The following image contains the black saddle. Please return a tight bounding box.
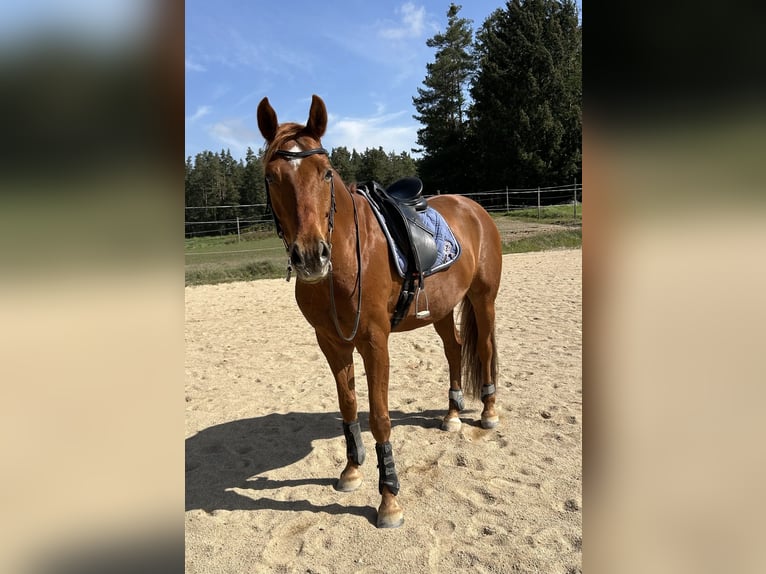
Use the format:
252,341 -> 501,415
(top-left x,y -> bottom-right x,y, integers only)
358,177 -> 438,326
361,178 -> 438,275
384,177 -> 429,211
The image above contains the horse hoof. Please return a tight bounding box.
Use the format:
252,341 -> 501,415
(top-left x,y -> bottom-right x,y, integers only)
335,475 -> 363,492
481,415 -> 499,429
441,416 -> 462,432
376,508 -> 404,529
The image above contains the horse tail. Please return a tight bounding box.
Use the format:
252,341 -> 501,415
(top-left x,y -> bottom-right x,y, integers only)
459,296 -> 497,402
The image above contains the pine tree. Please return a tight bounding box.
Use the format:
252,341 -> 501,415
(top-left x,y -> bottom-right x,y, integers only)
185,156 -> 203,236
330,146 -> 355,184
388,151 -> 418,183
240,146 -> 266,221
218,149 -> 240,204
412,3 -> 475,193
357,147 -> 392,186
470,0 -> 581,189
350,149 -> 363,182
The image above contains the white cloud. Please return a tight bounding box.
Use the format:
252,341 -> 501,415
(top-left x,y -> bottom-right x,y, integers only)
186,105 -> 211,124
225,28 -> 312,76
379,2 -> 426,40
208,118 -> 262,157
185,57 -> 206,72
325,111 -> 419,155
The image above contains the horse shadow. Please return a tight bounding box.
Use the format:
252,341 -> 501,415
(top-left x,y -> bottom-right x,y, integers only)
185,409 -> 446,522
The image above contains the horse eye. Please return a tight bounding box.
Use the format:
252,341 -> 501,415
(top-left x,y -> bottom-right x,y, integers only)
323,169 -> 333,181
265,174 -> 275,184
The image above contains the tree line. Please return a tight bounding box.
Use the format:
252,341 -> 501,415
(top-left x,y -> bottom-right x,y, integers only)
185,146 -> 418,236
185,0 -> 581,237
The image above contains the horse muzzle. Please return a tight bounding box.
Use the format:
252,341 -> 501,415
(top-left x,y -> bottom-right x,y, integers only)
289,240 -> 331,283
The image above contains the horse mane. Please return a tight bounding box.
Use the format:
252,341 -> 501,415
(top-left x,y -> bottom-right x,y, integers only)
262,122 -> 316,164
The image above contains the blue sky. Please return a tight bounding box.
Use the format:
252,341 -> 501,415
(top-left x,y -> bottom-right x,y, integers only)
186,1 -> 581,162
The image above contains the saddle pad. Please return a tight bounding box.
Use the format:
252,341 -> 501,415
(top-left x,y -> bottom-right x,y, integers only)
362,194 -> 462,278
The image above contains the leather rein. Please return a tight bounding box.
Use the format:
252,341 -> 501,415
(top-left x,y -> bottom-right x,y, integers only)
266,147 -> 362,342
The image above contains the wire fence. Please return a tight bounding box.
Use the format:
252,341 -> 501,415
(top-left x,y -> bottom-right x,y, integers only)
185,182 -> 582,239
453,182 -> 581,215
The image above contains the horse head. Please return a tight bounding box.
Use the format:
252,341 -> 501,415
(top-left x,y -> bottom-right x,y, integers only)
257,95 -> 334,283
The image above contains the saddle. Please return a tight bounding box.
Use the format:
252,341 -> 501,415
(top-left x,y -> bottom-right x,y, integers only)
364,177 -> 439,274
357,177 -> 444,327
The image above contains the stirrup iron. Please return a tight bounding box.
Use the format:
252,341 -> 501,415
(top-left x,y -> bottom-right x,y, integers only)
415,283 -> 430,319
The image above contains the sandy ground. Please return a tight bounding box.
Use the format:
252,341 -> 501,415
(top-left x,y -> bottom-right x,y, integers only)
185,249 -> 581,574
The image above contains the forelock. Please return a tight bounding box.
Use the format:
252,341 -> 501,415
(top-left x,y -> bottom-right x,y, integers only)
263,122 -> 318,164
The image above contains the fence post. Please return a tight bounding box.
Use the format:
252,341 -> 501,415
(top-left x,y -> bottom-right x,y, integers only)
537,187 -> 541,219
573,178 -> 577,220
505,186 -> 509,213
236,216 -> 241,242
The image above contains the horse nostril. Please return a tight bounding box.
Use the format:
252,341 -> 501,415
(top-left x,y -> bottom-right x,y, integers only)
289,244 -> 303,267
319,241 -> 331,263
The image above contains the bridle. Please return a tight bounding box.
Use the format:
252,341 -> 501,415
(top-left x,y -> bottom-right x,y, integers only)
267,147 -> 330,242
265,146 -> 362,342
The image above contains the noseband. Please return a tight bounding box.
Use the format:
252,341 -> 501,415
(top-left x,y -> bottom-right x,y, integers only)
265,146 -> 362,342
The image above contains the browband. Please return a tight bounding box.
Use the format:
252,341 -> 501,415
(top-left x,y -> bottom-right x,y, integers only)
274,147 -> 329,160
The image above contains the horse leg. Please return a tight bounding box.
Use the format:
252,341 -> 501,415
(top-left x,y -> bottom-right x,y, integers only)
471,295 -> 500,429
316,332 -> 364,492
433,311 -> 464,432
356,329 -> 404,529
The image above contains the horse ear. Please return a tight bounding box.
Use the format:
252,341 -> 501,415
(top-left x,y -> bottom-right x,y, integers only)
257,97 -> 278,142
306,94 -> 327,139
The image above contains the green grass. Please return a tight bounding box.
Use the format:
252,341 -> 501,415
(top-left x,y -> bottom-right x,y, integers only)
501,228 -> 581,254
185,260 -> 284,285
185,207 -> 582,285
501,202 -> 582,223
185,233 -> 288,285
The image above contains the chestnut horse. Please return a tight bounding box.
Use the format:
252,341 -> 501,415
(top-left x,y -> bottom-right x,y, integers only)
256,95 -> 502,528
